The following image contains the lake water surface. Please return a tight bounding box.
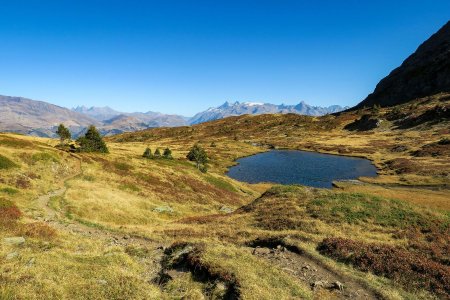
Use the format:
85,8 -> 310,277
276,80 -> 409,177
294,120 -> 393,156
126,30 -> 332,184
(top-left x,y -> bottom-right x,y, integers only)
227,150 -> 377,188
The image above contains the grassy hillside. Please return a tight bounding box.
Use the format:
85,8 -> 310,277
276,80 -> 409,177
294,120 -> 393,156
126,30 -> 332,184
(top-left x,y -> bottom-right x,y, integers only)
1,93 -> 449,299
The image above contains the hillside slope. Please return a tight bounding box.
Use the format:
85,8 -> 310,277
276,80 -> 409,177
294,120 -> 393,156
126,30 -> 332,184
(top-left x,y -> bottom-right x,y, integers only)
0,95 -> 100,137
355,21 -> 450,108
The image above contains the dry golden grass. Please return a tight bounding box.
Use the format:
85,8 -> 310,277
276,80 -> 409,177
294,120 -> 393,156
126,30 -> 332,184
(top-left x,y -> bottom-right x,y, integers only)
0,94 -> 449,299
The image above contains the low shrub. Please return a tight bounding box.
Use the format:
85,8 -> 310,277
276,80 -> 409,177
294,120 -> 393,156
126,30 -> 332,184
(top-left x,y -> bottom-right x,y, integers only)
15,177 -> 31,189
412,140 -> 450,157
317,237 -> 450,297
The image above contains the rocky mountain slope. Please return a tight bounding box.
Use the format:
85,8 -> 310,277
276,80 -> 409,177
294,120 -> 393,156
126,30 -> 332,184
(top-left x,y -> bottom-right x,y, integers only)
355,21 -> 450,108
189,101 -> 348,124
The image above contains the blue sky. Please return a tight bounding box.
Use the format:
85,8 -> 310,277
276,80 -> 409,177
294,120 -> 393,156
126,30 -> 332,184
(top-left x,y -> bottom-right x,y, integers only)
0,1 -> 449,116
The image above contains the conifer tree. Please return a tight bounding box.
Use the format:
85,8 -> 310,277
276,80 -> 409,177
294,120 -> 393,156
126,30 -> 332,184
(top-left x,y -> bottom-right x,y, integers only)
154,148 -> 161,158
143,147 -> 153,159
77,125 -> 109,153
163,148 -> 173,159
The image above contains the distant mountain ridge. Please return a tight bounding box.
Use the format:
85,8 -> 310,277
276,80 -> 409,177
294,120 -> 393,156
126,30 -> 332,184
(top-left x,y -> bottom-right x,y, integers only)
0,95 -> 348,138
71,106 -> 188,135
72,106 -> 121,121
189,101 -> 348,124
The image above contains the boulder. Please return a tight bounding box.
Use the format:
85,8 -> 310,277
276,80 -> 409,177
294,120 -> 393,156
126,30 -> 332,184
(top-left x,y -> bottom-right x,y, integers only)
332,281 -> 344,291
3,237 -> 25,246
6,252 -> 19,260
311,280 -> 329,289
252,247 -> 271,255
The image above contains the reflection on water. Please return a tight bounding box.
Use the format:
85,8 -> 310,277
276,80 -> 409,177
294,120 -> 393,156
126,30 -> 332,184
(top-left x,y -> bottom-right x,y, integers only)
227,150 -> 378,188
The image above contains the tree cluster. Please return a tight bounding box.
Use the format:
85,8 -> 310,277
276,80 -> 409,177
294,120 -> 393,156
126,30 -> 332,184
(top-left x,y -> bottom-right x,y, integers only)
143,147 -> 173,160
56,124 -> 108,153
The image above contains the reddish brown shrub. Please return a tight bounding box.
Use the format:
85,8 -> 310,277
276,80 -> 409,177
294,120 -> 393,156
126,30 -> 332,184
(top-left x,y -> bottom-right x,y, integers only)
412,140 -> 450,157
20,222 -> 57,240
0,206 -> 22,222
0,199 -> 22,223
317,237 -> 450,297
385,158 -> 421,174
15,177 -> 31,189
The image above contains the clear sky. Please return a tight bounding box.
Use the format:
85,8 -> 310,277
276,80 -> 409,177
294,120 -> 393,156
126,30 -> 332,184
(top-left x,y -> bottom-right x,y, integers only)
0,1 -> 449,116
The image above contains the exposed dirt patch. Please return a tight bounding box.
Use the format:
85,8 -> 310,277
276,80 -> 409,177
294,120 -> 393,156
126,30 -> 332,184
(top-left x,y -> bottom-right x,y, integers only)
248,238 -> 380,299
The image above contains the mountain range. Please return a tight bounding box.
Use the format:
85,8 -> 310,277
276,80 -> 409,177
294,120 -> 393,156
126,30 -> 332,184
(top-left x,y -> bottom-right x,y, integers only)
189,101 -> 348,124
0,96 -> 347,137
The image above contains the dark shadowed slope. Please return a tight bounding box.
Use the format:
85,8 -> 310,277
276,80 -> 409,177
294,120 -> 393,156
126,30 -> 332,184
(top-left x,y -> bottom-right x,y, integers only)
355,21 -> 450,108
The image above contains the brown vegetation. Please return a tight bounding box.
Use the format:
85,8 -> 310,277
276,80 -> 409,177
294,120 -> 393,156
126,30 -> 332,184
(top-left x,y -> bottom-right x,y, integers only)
317,237 -> 450,297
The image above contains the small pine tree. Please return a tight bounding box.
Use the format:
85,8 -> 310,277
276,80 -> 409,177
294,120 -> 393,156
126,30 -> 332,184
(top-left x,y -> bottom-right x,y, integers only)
77,125 -> 109,153
186,144 -> 208,171
143,147 -> 153,159
163,148 -> 173,159
56,124 -> 71,145
154,148 -> 161,158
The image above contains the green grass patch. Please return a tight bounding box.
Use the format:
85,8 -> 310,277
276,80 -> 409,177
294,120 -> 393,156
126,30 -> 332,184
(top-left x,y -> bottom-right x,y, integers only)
204,175 -> 237,193
32,152 -> 59,163
0,154 -> 18,170
267,184 -> 306,195
49,195 -> 63,211
307,192 -> 441,229
0,187 -> 19,195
